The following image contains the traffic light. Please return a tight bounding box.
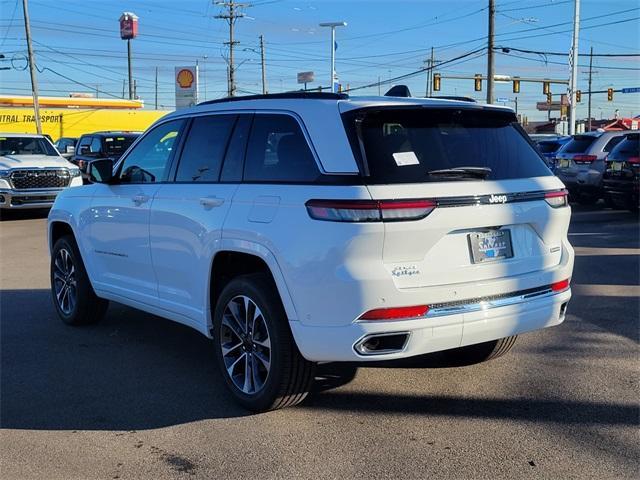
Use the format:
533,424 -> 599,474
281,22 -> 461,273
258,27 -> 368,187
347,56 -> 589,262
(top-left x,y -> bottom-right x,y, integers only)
433,73 -> 441,91
607,88 -> 614,101
474,74 -> 482,92
543,81 -> 550,95
546,92 -> 552,104
576,90 -> 581,103
512,78 -> 520,94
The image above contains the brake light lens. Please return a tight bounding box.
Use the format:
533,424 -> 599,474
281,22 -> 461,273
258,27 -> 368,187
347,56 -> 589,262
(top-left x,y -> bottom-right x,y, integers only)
551,278 -> 570,292
305,199 -> 436,222
573,154 -> 597,164
544,189 -> 568,208
627,156 -> 640,164
359,305 -> 429,321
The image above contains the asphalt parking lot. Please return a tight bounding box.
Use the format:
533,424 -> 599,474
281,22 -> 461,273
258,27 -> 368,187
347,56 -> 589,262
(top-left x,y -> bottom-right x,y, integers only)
1,206 -> 638,479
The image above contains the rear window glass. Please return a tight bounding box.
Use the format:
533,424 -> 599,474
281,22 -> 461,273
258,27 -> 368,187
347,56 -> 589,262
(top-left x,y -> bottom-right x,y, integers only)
559,135 -> 597,153
537,141 -> 561,153
0,136 -> 57,156
608,134 -> 639,161
343,108 -> 550,184
104,136 -> 138,156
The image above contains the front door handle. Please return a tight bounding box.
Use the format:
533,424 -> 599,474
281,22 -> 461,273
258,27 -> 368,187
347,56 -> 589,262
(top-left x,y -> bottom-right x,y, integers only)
132,194 -> 150,205
200,196 -> 225,209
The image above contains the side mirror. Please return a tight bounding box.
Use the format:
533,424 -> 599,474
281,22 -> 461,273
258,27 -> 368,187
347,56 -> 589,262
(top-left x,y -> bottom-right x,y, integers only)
88,159 -> 115,184
66,145 -> 75,154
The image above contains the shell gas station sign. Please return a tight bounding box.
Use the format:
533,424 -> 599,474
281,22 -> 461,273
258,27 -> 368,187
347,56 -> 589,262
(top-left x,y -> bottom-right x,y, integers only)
175,66 -> 199,109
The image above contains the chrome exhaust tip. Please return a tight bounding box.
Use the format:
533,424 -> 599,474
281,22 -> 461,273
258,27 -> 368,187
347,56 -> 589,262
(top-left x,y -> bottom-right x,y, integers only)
354,332 -> 410,356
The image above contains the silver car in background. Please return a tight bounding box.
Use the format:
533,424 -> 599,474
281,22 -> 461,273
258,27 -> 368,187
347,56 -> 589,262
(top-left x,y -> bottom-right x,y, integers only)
555,131 -> 628,204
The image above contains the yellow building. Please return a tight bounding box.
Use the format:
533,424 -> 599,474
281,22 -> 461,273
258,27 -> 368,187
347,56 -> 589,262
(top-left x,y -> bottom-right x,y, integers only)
0,95 -> 169,140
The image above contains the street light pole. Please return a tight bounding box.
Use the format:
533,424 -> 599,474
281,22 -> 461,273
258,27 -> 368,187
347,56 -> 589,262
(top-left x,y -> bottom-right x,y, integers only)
568,0 -> 580,135
22,0 -> 42,134
319,21 -> 346,93
486,0 -> 495,104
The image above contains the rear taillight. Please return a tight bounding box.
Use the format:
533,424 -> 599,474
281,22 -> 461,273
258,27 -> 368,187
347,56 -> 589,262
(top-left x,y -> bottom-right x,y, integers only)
627,156 -> 640,164
305,199 -> 436,222
544,189 -> 569,208
573,154 -> 597,165
551,278 -> 570,292
359,305 -> 429,321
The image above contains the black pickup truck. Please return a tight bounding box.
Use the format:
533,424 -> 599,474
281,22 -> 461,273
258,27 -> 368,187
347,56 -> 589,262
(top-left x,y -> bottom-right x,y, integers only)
71,131 -> 140,177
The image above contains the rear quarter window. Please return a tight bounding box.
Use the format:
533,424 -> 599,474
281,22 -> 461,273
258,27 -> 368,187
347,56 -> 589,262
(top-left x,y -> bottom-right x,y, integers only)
244,114 -> 320,183
342,107 -> 551,184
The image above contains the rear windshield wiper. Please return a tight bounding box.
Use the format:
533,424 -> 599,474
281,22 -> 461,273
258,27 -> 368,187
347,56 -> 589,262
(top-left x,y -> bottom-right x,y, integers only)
427,166 -> 492,180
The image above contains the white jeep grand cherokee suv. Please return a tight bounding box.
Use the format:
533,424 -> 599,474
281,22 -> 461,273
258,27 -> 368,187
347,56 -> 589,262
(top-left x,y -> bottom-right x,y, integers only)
48,92 -> 574,411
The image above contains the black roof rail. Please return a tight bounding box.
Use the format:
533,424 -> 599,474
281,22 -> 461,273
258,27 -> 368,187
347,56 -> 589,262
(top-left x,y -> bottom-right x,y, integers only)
199,91 -> 348,105
430,96 -> 477,103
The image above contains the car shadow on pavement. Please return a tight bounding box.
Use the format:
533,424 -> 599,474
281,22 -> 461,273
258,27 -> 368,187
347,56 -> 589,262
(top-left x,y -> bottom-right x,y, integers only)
2,285 -> 638,431
0,208 -> 50,221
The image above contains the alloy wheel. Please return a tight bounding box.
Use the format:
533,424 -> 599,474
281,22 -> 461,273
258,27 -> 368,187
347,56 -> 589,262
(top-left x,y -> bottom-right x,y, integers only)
220,295 -> 272,395
53,248 -> 77,315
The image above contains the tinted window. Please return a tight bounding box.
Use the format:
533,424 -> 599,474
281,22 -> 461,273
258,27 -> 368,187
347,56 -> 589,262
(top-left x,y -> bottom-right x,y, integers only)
609,134 -> 639,161
559,135 -> 598,153
537,141 -> 561,153
603,135 -> 624,153
77,136 -> 91,154
0,136 -> 57,156
119,120 -> 184,184
221,115 -> 252,182
104,135 -> 138,157
343,108 -> 551,184
90,137 -> 102,153
175,115 -> 235,182
244,114 -> 319,182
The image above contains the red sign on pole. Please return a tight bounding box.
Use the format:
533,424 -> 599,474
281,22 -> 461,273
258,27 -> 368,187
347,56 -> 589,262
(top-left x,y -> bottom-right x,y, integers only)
119,12 -> 139,40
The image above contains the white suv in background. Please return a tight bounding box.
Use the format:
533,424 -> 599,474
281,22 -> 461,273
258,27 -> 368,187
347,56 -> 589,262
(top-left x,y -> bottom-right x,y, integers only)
48,92 -> 574,411
1,133 -> 82,209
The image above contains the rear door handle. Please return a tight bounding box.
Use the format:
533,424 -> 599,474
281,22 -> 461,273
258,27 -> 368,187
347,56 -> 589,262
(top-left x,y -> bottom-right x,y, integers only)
200,196 -> 225,208
132,194 -> 150,205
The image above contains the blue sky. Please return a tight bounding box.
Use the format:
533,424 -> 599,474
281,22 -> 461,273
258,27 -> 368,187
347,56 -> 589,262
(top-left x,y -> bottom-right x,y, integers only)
1,0 -> 639,120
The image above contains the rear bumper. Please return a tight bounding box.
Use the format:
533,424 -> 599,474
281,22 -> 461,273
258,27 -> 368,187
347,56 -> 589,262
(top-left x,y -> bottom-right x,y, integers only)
291,288 -> 571,362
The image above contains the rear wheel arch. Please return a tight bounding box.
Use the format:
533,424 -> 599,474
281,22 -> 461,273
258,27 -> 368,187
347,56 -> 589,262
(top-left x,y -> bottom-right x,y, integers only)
209,249 -> 297,332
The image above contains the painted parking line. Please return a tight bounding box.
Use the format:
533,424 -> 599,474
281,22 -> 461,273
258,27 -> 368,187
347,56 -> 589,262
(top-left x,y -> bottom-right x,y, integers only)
573,284 -> 640,297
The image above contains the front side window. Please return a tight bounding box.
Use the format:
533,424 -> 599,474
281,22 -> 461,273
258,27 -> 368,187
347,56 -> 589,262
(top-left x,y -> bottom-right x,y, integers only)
119,120 -> 184,184
175,115 -> 236,182
244,114 -> 319,182
90,137 -> 102,154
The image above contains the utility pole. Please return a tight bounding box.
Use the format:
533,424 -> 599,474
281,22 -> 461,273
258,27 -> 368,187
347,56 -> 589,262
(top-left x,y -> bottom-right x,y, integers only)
587,46 -> 593,132
22,0 -> 42,134
425,47 -> 436,97
215,1 -> 247,97
122,79 -> 125,99
568,0 -> 580,135
155,67 -> 158,109
486,0 -> 495,104
259,34 -> 267,94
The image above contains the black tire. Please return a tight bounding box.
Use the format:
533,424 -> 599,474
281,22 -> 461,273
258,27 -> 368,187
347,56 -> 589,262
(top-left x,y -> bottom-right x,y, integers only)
50,235 -> 109,325
443,336 -> 517,366
213,273 -> 316,411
